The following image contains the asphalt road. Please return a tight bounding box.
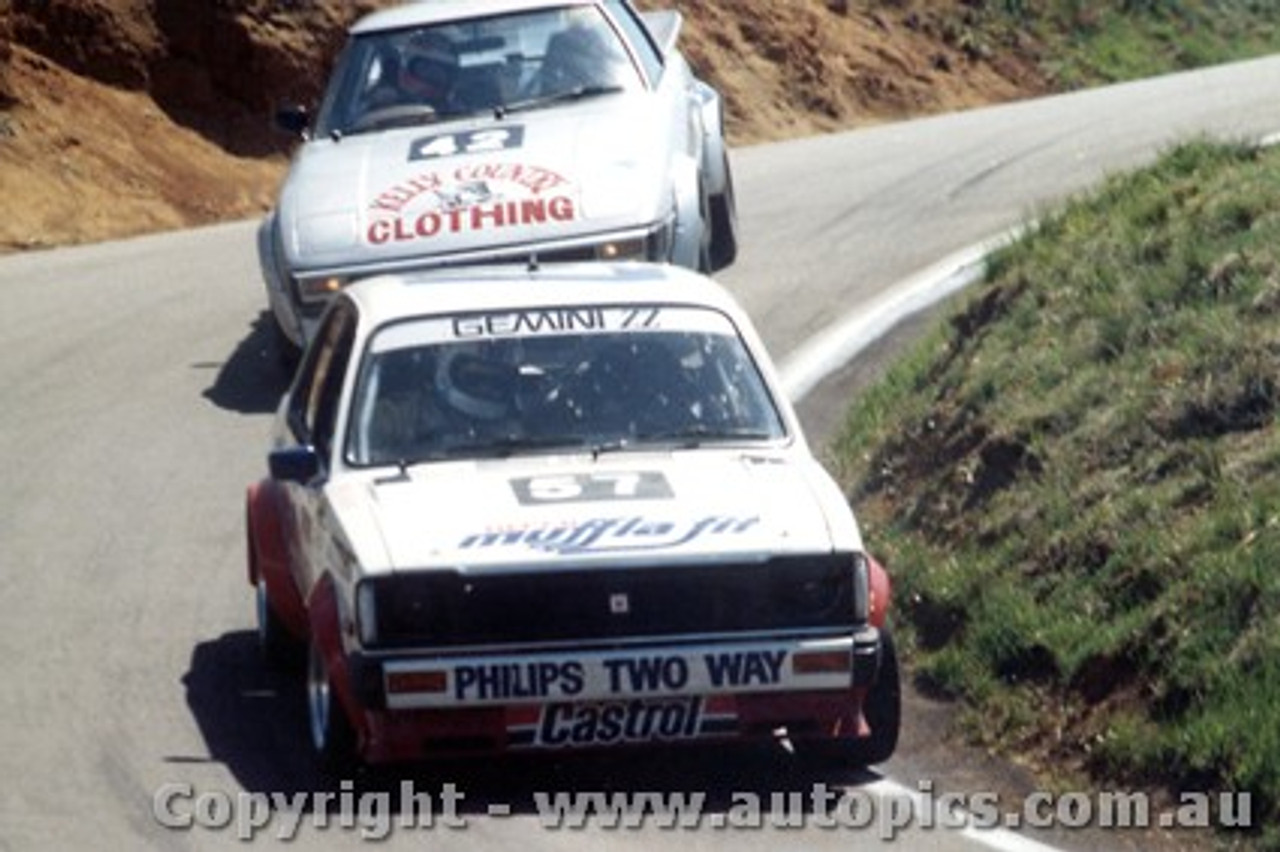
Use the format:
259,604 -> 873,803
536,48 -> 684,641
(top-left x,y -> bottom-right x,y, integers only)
5,54 -> 1280,851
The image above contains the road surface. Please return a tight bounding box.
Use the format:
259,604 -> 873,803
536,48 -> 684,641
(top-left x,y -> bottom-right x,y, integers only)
4,54 -> 1280,851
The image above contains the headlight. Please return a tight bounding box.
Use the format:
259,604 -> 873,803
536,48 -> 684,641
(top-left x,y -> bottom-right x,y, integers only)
295,274 -> 350,304
595,236 -> 648,261
355,580 -> 378,646
590,220 -> 672,263
852,552 -> 870,623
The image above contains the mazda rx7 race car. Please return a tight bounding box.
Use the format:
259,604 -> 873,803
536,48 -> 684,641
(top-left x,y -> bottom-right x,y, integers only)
258,0 -> 738,356
244,262 -> 897,769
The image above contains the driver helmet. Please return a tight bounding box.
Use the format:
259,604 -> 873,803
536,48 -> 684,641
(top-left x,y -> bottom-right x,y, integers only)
542,20 -> 623,91
435,347 -> 516,421
399,31 -> 459,103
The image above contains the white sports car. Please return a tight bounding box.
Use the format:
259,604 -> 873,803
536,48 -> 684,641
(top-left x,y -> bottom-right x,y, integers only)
257,0 -> 738,356
244,261 -> 898,769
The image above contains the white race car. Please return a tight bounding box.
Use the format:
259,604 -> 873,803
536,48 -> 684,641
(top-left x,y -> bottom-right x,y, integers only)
244,262 -> 897,769
258,0 -> 738,357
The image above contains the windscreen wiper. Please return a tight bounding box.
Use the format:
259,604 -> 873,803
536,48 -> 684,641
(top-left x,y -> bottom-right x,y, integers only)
443,435 -> 590,459
500,85 -> 625,116
633,426 -> 776,448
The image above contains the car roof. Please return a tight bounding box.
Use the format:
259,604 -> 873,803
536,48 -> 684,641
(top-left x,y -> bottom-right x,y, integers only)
351,0 -> 600,35
344,262 -> 749,331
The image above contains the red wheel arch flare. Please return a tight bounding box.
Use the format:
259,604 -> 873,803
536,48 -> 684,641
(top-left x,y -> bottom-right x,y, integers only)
308,575 -> 372,752
245,480 -> 309,639
866,553 -> 892,628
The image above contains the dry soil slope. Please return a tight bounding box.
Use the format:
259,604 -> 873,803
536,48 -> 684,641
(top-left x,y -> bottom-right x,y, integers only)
0,0 -> 1048,251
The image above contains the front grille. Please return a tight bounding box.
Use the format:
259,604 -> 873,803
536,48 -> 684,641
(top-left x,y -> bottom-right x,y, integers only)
527,245 -> 598,262
364,555 -> 854,650
309,229 -> 654,286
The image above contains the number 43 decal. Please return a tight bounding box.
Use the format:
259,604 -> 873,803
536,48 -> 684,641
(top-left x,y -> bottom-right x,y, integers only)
410,127 -> 525,161
511,472 -> 674,504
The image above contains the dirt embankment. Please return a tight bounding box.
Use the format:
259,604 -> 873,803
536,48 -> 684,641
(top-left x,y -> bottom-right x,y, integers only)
0,0 -> 1049,252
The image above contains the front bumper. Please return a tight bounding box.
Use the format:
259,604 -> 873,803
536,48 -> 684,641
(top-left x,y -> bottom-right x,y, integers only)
343,628 -> 883,764
359,689 -> 871,763
276,219 -> 676,348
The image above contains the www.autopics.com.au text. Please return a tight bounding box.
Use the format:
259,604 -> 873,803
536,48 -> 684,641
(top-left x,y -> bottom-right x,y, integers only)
151,779 -> 1252,842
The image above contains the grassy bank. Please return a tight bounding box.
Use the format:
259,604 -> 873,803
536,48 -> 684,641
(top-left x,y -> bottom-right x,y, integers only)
923,0 -> 1280,90
830,140 -> 1280,847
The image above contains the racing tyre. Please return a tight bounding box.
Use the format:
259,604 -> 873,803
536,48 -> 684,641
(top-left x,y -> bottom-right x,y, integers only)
798,628 -> 901,770
857,628 -> 901,765
696,181 -> 714,274
272,317 -> 301,374
708,155 -> 738,271
307,640 -> 358,774
255,576 -> 303,672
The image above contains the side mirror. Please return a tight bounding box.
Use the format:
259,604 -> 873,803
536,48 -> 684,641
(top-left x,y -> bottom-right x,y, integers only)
274,104 -> 311,137
268,445 -> 321,484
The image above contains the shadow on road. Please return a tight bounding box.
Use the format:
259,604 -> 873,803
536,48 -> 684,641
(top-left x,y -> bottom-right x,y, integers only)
180,630 -> 318,795
182,630 -> 886,813
202,312 -> 292,415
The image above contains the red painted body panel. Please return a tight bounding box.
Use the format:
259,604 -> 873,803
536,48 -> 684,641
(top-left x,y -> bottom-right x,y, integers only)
308,576 -> 373,752
867,554 -> 892,629
354,690 -> 865,765
246,480 -> 309,639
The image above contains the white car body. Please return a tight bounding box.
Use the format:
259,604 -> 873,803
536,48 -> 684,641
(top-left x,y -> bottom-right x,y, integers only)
245,263 -> 895,767
257,0 -> 737,353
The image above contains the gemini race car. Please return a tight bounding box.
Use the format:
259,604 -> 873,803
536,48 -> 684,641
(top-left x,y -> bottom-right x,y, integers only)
244,262 -> 897,768
258,0 -> 738,355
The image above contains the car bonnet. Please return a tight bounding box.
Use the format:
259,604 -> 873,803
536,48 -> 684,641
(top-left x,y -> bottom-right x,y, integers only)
339,452 -> 860,574
278,100 -> 672,268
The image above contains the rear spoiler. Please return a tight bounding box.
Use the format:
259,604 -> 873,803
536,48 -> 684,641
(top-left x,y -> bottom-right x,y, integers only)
639,9 -> 682,57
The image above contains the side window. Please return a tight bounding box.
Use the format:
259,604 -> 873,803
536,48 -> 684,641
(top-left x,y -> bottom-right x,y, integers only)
287,302 -> 358,464
287,336 -> 325,441
311,322 -> 355,464
604,0 -> 663,86
313,39 -> 361,136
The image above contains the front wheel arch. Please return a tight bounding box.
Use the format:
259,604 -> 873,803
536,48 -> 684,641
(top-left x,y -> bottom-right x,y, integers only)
307,638 -> 358,773
858,627 -> 901,765
795,627 -> 901,770
305,577 -> 365,771
668,154 -> 706,271
245,482 -> 309,648
707,154 -> 738,271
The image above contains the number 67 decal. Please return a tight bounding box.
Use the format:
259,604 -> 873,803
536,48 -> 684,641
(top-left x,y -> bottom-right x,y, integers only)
410,127 -> 525,161
511,472 -> 673,504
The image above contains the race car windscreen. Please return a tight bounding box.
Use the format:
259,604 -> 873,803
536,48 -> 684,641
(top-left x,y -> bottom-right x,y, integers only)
346,305 -> 788,466
316,6 -> 645,137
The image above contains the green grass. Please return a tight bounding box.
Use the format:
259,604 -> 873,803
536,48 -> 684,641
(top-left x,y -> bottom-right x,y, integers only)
831,140 -> 1280,847
897,0 -> 1280,91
